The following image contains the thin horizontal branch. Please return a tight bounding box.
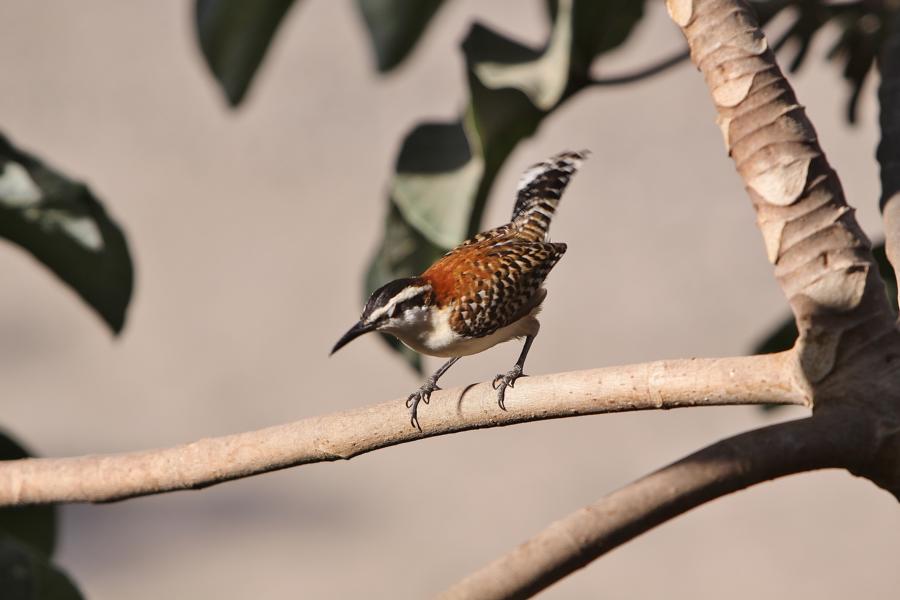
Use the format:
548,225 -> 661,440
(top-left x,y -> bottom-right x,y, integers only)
0,353 -> 802,506
441,410 -> 871,600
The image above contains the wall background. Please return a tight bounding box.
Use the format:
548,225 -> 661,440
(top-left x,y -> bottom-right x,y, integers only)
0,2 -> 897,598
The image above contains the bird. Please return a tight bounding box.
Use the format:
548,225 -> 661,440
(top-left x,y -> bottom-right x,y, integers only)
331,149 -> 588,429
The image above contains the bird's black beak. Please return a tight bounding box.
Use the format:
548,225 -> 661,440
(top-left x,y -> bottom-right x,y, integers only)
330,321 -> 376,355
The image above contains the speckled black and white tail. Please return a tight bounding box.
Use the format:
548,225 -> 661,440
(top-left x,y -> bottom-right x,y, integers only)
511,150 -> 589,242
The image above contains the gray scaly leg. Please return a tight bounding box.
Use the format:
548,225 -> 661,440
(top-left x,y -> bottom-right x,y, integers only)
492,335 -> 535,410
407,357 -> 460,430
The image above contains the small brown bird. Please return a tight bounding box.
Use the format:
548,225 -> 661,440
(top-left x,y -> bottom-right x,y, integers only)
332,150 -> 588,428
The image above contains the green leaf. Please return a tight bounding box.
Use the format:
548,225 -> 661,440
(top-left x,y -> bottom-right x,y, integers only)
365,202 -> 448,374
0,134 -> 133,334
0,433 -> 56,558
0,536 -> 83,600
753,242 -> 898,355
356,0 -> 445,72
0,433 -> 84,599
546,0 -> 645,74
391,121 -> 482,248
365,0 -> 645,369
195,0 -> 298,107
473,2 -> 573,111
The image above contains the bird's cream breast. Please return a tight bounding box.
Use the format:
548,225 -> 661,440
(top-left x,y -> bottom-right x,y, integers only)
390,305 -> 540,358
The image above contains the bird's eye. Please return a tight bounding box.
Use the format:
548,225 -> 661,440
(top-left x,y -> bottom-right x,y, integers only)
395,298 -> 419,315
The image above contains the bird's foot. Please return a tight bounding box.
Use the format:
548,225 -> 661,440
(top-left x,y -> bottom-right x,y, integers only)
492,365 -> 526,411
406,378 -> 441,430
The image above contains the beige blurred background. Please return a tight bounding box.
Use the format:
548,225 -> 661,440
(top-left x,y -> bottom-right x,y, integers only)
1,1 -> 898,598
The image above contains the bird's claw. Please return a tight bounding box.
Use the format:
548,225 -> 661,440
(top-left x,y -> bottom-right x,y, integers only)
492,365 -> 525,411
406,380 -> 440,430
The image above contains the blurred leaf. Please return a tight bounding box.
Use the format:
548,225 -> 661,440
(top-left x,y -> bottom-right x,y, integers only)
878,9 -> 900,211
0,433 -> 81,599
826,8 -> 885,123
762,0 -> 829,71
0,433 -> 56,557
195,0 -> 298,106
391,122 -> 482,248
752,0 -> 894,123
356,0 -> 445,72
365,203 -> 446,374
366,0 -> 645,369
0,134 -> 133,334
754,242 -> 897,356
0,537 -> 83,600
547,0 -> 645,73
475,2 -> 573,110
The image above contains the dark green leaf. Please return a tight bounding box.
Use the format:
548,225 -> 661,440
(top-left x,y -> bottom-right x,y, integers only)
391,122 -> 480,248
356,0 -> 444,72
0,434 -> 83,598
546,0 -> 645,74
0,134 -> 133,334
365,202 -> 447,374
195,0 -> 298,106
0,536 -> 83,600
878,9 -> 900,211
365,0 -> 645,369
0,433 -> 56,558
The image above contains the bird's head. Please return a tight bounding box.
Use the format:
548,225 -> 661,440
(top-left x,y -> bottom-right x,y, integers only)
331,277 -> 432,354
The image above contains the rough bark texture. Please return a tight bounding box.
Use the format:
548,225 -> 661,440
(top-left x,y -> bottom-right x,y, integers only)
666,0 -> 900,494
0,355 -> 798,505
672,0 -> 896,389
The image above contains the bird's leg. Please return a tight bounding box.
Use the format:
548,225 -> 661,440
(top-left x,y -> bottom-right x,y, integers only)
407,357 -> 460,430
492,335 -> 535,410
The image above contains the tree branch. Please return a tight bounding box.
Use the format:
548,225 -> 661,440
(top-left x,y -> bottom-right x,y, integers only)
438,4 -> 900,597
584,7 -> 834,89
667,0 -> 895,387
0,354 -> 802,506
440,410 -> 874,600
878,9 -> 900,303
589,48 -> 689,86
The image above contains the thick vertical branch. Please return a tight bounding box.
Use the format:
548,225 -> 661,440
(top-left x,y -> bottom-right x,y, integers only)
879,9 -> 900,300
667,0 -> 895,390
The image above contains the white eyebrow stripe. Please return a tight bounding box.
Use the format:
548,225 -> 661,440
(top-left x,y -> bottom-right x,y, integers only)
365,306 -> 389,323
392,285 -> 428,303
364,285 -> 429,324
